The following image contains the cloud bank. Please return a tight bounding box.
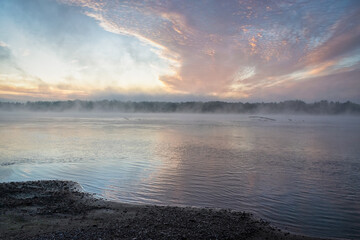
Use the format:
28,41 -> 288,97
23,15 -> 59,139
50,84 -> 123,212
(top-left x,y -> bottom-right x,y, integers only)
59,0 -> 360,101
0,0 -> 360,102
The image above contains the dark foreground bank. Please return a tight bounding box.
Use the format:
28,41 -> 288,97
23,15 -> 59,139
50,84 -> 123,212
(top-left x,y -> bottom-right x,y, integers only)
0,180 -> 327,240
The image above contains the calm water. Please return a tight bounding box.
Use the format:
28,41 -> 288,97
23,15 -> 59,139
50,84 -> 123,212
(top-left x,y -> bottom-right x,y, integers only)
0,113 -> 359,239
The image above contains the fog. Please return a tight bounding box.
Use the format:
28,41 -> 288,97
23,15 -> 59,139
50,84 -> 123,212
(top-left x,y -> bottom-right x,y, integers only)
0,100 -> 359,115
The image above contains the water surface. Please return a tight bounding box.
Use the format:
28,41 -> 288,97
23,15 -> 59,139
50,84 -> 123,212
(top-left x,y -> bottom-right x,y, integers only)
0,113 -> 359,239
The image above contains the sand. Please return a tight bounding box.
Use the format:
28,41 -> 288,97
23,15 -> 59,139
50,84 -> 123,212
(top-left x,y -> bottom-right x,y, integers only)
0,180 -> 328,240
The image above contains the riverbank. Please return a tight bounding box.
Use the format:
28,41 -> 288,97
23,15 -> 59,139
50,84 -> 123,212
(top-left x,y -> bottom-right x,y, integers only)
0,180 -> 326,240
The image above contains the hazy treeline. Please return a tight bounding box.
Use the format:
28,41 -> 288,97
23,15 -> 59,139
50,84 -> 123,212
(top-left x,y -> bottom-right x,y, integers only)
0,100 -> 359,114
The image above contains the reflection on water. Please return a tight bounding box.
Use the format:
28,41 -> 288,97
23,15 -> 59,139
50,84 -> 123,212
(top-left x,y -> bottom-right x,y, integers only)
0,113 -> 359,239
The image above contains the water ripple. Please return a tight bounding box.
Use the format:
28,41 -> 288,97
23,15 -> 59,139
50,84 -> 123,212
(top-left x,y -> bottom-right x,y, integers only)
1,114 -> 360,239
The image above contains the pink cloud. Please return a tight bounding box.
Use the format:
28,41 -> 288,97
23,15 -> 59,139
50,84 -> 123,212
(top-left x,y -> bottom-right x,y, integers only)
57,0 -> 360,101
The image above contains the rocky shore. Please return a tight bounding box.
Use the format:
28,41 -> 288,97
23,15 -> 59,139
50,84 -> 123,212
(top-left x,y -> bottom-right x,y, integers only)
0,180 -> 326,240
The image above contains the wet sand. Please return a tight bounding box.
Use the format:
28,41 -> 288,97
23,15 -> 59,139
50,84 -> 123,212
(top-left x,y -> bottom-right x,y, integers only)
0,180 -> 327,240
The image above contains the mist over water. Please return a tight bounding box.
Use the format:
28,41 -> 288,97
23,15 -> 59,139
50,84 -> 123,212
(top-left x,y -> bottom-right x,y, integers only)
1,100 -> 360,114
0,113 -> 359,239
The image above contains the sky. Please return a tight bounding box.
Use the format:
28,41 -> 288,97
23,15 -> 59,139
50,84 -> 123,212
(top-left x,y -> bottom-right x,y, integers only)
0,0 -> 359,102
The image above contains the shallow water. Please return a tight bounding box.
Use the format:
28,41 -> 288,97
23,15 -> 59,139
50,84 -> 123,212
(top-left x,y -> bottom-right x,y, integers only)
0,113 -> 359,239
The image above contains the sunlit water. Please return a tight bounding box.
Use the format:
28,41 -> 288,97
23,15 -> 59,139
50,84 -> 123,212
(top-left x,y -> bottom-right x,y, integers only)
0,113 -> 359,239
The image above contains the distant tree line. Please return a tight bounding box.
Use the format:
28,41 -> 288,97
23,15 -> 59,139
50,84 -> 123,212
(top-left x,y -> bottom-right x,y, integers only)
0,100 -> 359,114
